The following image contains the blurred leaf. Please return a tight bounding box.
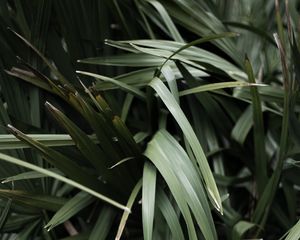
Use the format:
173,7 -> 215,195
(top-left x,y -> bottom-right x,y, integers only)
2,215 -> 39,232
89,206 -> 116,240
17,220 -> 40,240
0,189 -> 66,211
2,168 -> 62,183
232,220 -> 256,240
179,81 -> 263,96
285,219 -> 300,240
0,134 -> 98,150
0,199 -> 11,230
231,105 -> 253,144
79,53 -> 164,67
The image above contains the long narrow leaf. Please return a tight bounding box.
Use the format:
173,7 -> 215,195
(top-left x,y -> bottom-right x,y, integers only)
144,129 -> 217,240
156,187 -> 184,240
149,77 -> 222,213
89,206 -> 116,240
142,161 -> 157,240
116,179 -> 142,240
45,191 -> 94,231
179,81 -> 264,97
0,152 -> 130,212
245,56 -> 267,193
0,134 -> 98,150
285,219 -> 300,240
76,71 -> 146,100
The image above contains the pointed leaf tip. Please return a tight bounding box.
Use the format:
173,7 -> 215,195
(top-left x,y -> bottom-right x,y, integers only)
45,101 -> 57,111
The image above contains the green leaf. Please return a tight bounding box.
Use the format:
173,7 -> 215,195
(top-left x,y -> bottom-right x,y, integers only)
179,81 -> 263,97
5,67 -> 53,93
156,32 -> 239,74
78,53 -> 164,67
0,199 -> 12,230
2,168 -> 62,183
1,215 -> 39,232
145,0 -> 184,42
0,189 -> 66,211
142,161 -> 157,240
115,179 -> 142,240
285,219 -> 300,240
232,220 -> 256,240
45,191 -> 94,231
252,33 -> 291,230
149,77 -> 222,214
162,65 -> 179,103
231,106 -> 253,145
76,71 -> 146,100
244,56 -> 267,193
17,220 -> 40,240
89,206 -> 116,240
61,231 -> 90,240
144,129 -> 216,240
8,28 -> 72,87
7,124 -> 104,194
45,102 -> 110,176
0,152 -> 130,212
104,39 -> 245,81
0,134 -> 96,150
156,187 -> 184,240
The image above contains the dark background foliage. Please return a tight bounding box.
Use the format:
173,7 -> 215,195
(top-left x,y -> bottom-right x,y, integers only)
0,0 -> 299,239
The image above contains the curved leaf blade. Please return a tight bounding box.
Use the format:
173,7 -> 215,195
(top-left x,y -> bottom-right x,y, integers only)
149,77 -> 222,213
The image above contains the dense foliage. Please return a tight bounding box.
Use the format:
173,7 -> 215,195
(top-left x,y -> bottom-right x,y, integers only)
0,0 -> 300,239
